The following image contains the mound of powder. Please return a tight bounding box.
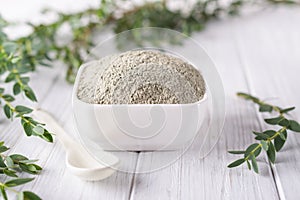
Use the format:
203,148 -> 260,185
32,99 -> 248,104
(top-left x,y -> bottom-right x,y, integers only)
77,50 -> 206,104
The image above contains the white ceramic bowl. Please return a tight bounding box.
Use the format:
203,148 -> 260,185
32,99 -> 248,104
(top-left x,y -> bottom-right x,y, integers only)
72,61 -> 209,151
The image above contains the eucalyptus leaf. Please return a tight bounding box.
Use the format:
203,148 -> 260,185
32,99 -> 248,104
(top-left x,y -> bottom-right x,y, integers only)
228,150 -> 245,154
2,94 -> 15,102
274,130 -> 287,152
261,140 -> 269,151
3,104 -> 12,119
23,123 -> 33,136
227,159 -> 245,168
10,154 -> 28,162
237,92 -> 259,103
0,157 -> 6,167
0,186 -> 8,200
246,160 -> 251,170
0,145 -> 9,153
259,104 -> 273,112
280,107 -> 295,113
264,116 -> 284,125
288,120 -> 300,132
5,156 -> 14,168
250,154 -> 259,174
252,131 -> 269,140
13,83 -> 22,95
23,191 -> 42,200
5,73 -> 15,83
278,118 -> 290,127
32,126 -> 44,136
267,142 -> 276,164
15,106 -> 33,114
3,169 -> 18,177
5,178 -> 34,187
24,87 -> 37,102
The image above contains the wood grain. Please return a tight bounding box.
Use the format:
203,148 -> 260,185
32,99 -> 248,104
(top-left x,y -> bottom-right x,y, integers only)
232,7 -> 300,200
1,2 -> 300,200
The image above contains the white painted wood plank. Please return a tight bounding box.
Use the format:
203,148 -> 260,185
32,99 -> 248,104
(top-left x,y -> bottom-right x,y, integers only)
232,6 -> 300,200
130,16 -> 279,200
2,1 -> 300,200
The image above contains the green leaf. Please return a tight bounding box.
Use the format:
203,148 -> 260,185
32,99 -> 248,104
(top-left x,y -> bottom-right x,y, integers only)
5,178 -> 34,187
288,120 -> 300,132
24,87 -> 37,102
274,130 -> 287,152
259,104 -> 273,112
0,186 -> 8,200
3,169 -> 18,177
15,106 -> 33,114
3,104 -> 12,119
5,156 -> 14,167
228,150 -> 245,154
32,126 -> 44,136
13,83 -> 22,95
19,163 -> 41,174
23,191 -> 42,200
280,107 -> 295,113
2,94 -> 15,102
19,159 -> 39,164
244,143 -> 261,158
267,142 -> 276,164
23,122 -> 33,136
0,157 -> 6,167
40,132 -> 53,143
0,88 -> 4,94
0,145 -> 9,153
246,160 -> 251,170
250,154 -> 259,174
5,73 -> 15,83
10,154 -> 28,162
261,140 -> 269,151
279,132 -> 286,140
278,118 -> 290,127
264,116 -> 284,125
237,92 -> 259,103
252,131 -> 269,140
227,159 -> 245,168
20,77 -> 30,84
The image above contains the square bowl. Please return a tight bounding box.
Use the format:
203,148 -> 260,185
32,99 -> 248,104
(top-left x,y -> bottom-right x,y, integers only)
72,61 -> 209,151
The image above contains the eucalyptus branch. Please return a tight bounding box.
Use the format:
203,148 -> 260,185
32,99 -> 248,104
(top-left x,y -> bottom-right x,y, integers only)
0,141 -> 41,200
228,92 -> 300,173
0,89 -> 53,142
8,0 -> 298,83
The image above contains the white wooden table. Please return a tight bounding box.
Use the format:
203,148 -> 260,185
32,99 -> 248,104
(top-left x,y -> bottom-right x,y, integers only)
1,1 -> 300,199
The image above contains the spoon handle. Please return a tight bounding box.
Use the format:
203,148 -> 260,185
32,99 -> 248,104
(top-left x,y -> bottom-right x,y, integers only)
31,109 -> 77,149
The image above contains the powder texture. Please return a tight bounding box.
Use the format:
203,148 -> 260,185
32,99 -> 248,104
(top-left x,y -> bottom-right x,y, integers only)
77,50 -> 205,104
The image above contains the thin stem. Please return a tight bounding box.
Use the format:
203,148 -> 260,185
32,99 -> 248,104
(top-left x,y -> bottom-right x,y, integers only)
244,127 -> 287,161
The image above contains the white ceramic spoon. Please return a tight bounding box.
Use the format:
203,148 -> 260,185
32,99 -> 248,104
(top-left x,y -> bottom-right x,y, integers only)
31,109 -> 119,181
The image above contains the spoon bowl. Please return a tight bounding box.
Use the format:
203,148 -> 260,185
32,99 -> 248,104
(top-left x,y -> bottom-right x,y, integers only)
31,109 -> 119,181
